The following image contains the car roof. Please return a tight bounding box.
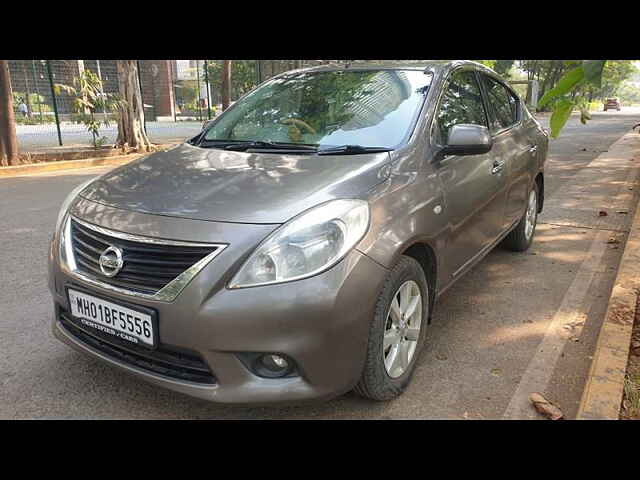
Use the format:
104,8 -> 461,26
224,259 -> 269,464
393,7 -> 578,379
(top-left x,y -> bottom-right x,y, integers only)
291,60 -> 493,75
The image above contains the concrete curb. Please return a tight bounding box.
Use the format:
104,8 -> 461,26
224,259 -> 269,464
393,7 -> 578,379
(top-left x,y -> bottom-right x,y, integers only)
577,157 -> 640,419
0,154 -> 145,178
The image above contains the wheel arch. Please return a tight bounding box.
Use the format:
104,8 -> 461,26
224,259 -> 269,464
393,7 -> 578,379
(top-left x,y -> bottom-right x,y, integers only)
400,242 -> 438,321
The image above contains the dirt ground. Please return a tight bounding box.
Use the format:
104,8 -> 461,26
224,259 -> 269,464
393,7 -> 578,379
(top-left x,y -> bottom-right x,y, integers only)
621,297 -> 640,420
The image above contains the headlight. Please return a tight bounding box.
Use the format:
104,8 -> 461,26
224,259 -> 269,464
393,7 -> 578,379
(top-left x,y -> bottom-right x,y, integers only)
229,199 -> 370,288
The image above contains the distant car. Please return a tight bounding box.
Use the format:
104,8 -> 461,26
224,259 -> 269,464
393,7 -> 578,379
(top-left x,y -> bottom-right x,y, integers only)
604,98 -> 621,111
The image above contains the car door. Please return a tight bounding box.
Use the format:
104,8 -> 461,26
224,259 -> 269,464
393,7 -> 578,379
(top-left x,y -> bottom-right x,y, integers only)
432,68 -> 508,280
478,73 -> 532,231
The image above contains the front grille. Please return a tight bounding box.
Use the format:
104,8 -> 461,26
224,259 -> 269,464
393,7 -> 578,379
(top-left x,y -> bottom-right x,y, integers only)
59,309 -> 216,385
70,219 -> 219,296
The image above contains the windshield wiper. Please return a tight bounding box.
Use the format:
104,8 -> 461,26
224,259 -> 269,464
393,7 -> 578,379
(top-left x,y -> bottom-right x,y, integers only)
317,145 -> 393,155
197,139 -> 244,148
223,141 -> 318,152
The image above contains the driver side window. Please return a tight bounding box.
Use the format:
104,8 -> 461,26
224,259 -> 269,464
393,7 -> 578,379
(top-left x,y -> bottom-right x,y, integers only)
435,70 -> 488,145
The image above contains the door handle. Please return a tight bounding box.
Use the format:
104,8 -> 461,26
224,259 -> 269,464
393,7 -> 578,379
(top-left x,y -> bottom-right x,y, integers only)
491,160 -> 504,175
529,145 -> 538,153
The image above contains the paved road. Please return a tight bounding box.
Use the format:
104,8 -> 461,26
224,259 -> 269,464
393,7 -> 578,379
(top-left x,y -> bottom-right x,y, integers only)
16,120 -> 204,151
1,109 -> 640,419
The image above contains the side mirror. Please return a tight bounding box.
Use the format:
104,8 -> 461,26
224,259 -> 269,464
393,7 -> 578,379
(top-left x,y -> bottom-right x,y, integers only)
442,124 -> 492,156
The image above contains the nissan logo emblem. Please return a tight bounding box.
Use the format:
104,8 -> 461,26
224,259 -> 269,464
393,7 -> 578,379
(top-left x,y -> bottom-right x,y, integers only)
99,246 -> 124,277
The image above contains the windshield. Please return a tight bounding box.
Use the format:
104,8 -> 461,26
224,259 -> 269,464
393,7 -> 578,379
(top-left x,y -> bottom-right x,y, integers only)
202,69 -> 433,150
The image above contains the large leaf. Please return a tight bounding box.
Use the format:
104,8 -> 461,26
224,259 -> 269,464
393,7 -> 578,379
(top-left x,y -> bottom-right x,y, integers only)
538,67 -> 585,108
550,99 -> 574,138
582,60 -> 606,88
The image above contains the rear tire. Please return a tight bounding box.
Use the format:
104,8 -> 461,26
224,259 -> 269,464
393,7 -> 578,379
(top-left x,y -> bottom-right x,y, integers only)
354,255 -> 430,401
502,182 -> 539,252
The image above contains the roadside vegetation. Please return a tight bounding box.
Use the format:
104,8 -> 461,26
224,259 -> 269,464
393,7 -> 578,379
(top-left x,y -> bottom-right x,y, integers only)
55,70 -> 124,149
621,299 -> 640,419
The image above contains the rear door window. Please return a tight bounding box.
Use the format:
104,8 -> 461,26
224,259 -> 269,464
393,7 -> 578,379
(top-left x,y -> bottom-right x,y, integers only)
480,74 -> 519,132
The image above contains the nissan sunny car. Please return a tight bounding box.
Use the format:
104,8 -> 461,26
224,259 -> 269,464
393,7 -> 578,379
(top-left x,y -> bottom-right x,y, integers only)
48,60 -> 548,403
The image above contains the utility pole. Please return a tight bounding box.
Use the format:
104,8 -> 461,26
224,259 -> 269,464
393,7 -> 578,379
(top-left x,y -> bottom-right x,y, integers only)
221,60 -> 232,111
95,60 -> 108,122
0,60 -> 19,166
46,60 -> 63,146
22,62 -> 32,117
203,60 -> 212,120
31,60 -> 43,123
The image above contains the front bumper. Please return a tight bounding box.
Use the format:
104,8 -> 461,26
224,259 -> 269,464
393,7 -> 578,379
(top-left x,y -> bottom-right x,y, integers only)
48,204 -> 389,404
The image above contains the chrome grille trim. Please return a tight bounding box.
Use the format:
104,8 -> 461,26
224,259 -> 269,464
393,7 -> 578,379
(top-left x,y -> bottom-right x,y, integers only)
61,215 -> 228,302
71,216 -> 224,247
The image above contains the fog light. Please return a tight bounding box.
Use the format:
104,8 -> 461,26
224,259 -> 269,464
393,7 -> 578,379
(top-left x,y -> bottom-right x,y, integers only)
262,354 -> 289,371
238,352 -> 297,378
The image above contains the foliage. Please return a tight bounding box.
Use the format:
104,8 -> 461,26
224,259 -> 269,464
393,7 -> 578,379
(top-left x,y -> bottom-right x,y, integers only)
476,60 -> 514,77
71,112 -> 119,124
55,70 -> 125,148
617,81 -> 640,104
204,60 -> 258,103
494,60 -> 515,77
14,115 -> 56,125
174,79 -> 199,112
477,60 -> 496,69
585,101 -> 603,112
534,60 -> 637,138
12,92 -> 52,112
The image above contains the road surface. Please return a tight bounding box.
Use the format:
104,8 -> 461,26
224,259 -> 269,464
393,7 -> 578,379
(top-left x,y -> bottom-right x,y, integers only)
1,109 -> 639,419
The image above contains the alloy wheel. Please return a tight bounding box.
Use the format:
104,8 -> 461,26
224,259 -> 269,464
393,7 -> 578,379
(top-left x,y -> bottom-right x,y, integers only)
383,280 -> 423,378
524,189 -> 537,241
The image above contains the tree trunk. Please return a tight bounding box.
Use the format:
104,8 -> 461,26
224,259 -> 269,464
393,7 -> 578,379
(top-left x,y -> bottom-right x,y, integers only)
115,60 -> 152,152
0,60 -> 19,166
221,60 -> 232,111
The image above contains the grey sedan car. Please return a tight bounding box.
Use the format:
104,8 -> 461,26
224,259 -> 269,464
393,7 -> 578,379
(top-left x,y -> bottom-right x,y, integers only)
48,60 -> 548,403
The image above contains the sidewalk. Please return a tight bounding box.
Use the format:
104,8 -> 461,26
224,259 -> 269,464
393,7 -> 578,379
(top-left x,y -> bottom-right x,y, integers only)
0,143 -> 179,178
577,132 -> 640,419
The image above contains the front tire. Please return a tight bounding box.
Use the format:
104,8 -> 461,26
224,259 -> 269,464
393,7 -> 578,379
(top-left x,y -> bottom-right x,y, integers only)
502,182 -> 539,252
354,255 -> 429,401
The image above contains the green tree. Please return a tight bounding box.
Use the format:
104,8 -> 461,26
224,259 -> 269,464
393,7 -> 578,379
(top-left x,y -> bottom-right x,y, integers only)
55,69 -> 124,149
537,61 -> 606,137
205,60 -> 258,104
617,81 -> 640,105
506,59 -> 636,137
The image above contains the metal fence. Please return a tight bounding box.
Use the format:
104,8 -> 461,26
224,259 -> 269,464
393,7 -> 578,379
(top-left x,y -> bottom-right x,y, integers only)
8,60 -> 350,152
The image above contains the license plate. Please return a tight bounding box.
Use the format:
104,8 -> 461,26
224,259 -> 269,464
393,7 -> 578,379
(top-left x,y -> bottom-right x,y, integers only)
67,289 -> 156,348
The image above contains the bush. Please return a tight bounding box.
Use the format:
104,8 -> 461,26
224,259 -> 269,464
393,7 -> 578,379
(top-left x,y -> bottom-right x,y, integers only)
586,101 -> 603,111
13,91 -> 52,113
14,115 -> 56,125
70,112 -> 118,124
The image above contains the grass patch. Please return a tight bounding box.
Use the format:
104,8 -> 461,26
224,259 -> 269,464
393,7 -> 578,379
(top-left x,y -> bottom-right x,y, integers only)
623,373 -> 640,418
621,296 -> 640,420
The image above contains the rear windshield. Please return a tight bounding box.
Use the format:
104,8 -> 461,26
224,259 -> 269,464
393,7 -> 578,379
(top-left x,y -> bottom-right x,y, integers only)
202,69 -> 433,149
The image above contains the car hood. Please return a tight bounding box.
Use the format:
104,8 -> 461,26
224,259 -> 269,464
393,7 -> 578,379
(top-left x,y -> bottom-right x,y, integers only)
79,143 -> 392,224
